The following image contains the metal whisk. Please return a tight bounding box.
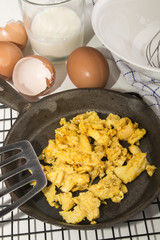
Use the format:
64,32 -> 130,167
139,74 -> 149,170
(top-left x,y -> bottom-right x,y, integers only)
146,30 -> 160,68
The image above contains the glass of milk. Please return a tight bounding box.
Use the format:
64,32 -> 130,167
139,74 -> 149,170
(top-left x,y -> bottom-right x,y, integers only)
19,0 -> 86,62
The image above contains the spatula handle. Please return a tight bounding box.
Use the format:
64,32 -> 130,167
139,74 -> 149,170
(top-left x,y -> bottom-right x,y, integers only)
0,78 -> 31,113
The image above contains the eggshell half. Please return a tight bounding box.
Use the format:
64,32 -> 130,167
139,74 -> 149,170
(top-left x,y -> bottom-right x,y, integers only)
0,21 -> 28,50
13,55 -> 55,96
30,55 -> 56,87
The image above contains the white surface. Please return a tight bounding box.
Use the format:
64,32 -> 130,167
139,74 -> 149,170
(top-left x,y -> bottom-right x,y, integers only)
92,0 -> 160,79
0,0 -> 22,25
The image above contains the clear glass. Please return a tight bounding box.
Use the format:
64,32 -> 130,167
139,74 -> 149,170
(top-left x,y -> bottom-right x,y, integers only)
19,0 -> 86,62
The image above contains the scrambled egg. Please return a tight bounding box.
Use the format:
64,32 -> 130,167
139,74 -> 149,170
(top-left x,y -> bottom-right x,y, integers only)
39,111 -> 156,224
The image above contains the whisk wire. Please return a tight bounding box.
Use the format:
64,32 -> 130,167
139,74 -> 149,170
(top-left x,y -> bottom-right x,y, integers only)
157,40 -> 160,67
146,30 -> 160,68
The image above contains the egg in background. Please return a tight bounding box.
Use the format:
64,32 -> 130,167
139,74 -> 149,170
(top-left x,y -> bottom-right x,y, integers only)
0,41 -> 23,79
67,46 -> 109,88
0,20 -> 29,80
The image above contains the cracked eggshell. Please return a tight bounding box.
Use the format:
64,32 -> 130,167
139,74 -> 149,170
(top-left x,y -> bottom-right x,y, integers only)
12,55 -> 56,96
0,21 -> 28,50
0,41 -> 23,79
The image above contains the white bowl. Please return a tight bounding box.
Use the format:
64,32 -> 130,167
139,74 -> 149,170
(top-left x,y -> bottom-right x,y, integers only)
92,0 -> 160,79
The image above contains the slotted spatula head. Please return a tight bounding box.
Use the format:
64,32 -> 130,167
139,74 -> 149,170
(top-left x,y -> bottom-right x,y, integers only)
0,140 -> 47,218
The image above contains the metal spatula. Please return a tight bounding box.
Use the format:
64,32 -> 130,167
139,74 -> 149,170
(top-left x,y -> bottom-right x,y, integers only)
0,140 -> 47,218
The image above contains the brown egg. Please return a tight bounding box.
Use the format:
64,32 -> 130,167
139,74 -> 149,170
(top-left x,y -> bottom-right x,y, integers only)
67,46 -> 109,88
0,21 -> 28,50
0,41 -> 23,79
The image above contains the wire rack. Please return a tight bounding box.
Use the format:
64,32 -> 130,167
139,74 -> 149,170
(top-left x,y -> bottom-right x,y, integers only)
0,103 -> 160,240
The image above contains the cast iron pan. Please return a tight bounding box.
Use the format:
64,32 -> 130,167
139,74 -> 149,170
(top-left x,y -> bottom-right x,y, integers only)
0,78 -> 160,230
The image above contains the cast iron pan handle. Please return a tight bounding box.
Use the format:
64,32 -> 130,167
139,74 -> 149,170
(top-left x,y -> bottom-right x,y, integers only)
0,78 -> 31,113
